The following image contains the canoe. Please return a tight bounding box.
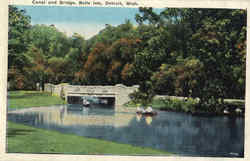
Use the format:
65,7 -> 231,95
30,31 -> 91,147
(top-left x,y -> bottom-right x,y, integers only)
82,103 -> 90,107
136,111 -> 157,116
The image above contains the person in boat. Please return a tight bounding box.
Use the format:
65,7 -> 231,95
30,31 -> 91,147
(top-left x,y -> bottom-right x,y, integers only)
145,106 -> 153,113
82,98 -> 90,106
136,106 -> 145,113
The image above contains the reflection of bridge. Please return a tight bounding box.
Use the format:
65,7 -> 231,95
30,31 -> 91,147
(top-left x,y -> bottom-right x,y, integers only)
8,106 -> 137,127
45,84 -> 139,106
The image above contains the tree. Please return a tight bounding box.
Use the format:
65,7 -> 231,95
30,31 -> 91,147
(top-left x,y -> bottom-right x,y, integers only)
82,43 -> 109,85
8,6 -> 32,89
47,57 -> 68,84
22,24 -> 75,87
8,6 -> 31,69
189,9 -> 246,109
24,45 -> 47,90
105,38 -> 141,85
132,7 -> 246,109
78,22 -> 140,85
25,25 -> 70,58
66,33 -> 87,84
131,8 -> 190,105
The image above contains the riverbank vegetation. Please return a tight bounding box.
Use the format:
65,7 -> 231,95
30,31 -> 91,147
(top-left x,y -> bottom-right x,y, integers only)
7,121 -> 171,155
8,6 -> 246,113
8,91 -> 65,109
125,97 -> 245,116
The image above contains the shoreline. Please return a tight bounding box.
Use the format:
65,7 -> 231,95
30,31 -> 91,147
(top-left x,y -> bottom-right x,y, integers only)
157,108 -> 245,117
125,98 -> 245,118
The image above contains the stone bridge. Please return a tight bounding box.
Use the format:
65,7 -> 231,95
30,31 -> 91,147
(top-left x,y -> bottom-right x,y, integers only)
44,83 -> 139,106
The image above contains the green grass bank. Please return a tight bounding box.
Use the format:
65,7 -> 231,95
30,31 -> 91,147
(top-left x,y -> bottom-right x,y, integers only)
7,122 -> 171,155
8,90 -> 65,109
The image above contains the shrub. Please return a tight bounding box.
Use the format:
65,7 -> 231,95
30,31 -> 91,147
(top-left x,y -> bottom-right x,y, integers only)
162,98 -> 197,113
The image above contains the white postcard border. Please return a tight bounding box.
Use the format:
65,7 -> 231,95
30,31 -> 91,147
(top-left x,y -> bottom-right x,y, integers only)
1,0 -> 250,161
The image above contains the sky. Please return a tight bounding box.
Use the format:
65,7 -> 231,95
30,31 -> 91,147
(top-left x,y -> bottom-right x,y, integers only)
17,6 -> 163,39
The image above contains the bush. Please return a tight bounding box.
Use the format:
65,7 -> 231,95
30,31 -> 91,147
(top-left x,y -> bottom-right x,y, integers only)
161,98 -> 197,113
129,90 -> 154,107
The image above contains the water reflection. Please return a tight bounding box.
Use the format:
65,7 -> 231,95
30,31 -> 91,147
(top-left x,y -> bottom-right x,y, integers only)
136,114 -> 153,125
136,114 -> 142,122
145,116 -> 152,125
8,105 -> 135,127
7,105 -> 244,157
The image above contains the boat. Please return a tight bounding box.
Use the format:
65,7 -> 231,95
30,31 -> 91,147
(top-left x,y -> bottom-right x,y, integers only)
99,99 -> 108,105
136,111 -> 157,116
82,99 -> 90,107
136,106 -> 157,116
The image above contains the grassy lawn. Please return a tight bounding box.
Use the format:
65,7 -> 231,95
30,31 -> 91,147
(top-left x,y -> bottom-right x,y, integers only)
7,121 -> 171,155
8,90 -> 65,109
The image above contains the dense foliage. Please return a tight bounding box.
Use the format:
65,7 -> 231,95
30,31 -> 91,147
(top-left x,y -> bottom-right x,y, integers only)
8,6 -> 246,109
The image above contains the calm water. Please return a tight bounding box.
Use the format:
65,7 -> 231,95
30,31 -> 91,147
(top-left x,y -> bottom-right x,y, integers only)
7,104 -> 244,157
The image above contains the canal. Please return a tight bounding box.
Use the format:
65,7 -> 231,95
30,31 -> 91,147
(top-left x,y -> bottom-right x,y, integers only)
7,104 -> 244,157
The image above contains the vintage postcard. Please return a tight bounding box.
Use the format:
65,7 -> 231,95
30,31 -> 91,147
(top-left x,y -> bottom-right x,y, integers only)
1,0 -> 250,161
